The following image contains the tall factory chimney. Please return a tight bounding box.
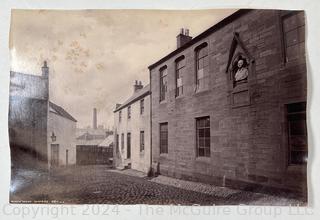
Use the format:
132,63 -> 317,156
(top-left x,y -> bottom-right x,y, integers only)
93,108 -> 97,129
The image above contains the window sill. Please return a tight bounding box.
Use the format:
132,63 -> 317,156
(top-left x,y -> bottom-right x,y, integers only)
286,164 -> 307,173
175,95 -> 185,100
159,100 -> 167,105
194,88 -> 210,96
160,153 -> 168,157
195,156 -> 211,163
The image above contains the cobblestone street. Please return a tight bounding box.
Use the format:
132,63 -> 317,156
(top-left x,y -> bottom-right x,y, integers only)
10,165 -> 305,205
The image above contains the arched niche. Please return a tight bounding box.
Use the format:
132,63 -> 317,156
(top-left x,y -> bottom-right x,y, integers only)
225,32 -> 255,108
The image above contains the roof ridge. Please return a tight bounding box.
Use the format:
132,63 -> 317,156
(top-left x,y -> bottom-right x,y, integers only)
49,101 -> 77,122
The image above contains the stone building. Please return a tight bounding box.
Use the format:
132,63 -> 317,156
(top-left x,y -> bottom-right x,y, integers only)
9,61 -> 77,170
113,81 -> 151,173
48,102 -> 77,168
149,9 -> 307,194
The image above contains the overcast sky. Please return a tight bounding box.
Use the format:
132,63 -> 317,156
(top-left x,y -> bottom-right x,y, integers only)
10,9 -> 237,128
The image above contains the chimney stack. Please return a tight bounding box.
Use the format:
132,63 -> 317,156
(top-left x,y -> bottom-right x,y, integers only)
176,28 -> 192,49
133,80 -> 143,93
93,108 -> 97,129
42,60 -> 49,78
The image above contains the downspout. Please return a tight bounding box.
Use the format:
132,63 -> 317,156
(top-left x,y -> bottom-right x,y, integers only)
148,69 -> 153,177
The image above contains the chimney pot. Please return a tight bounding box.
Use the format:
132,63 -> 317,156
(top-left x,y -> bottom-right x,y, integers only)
185,29 -> 189,36
133,80 -> 143,93
176,28 -> 192,49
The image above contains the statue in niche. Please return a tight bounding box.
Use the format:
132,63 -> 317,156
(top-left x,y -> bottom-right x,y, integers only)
232,55 -> 249,87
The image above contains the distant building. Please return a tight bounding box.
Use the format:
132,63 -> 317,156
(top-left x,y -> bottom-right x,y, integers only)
113,81 -> 151,173
9,61 -> 77,170
149,10 -> 307,194
76,134 -> 113,165
76,109 -> 113,165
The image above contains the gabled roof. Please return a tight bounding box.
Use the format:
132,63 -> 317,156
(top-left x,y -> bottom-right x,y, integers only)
114,84 -> 150,113
49,101 -> 77,122
148,9 -> 251,70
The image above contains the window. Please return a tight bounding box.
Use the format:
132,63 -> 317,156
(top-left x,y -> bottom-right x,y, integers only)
195,43 -> 209,91
140,131 -> 145,152
121,133 -> 124,150
119,111 -> 122,122
196,117 -> 210,157
160,67 -> 168,102
282,12 -> 305,62
127,106 -> 131,119
287,102 -> 307,165
140,99 -> 144,115
175,56 -> 185,97
160,123 -> 168,154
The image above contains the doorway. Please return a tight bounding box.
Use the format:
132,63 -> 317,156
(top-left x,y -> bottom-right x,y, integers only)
51,144 -> 59,167
127,133 -> 131,159
66,149 -> 69,166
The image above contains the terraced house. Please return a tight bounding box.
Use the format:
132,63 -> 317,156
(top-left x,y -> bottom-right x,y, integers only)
113,81 -> 151,173
149,9 -> 307,194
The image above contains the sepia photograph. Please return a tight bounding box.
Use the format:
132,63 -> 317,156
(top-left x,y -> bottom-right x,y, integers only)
8,8 -> 307,205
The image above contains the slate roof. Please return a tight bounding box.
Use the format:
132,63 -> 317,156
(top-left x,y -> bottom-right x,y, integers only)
76,138 -> 103,146
114,84 -> 150,112
148,9 -> 251,70
98,135 -> 113,147
76,135 -> 113,147
49,101 -> 77,122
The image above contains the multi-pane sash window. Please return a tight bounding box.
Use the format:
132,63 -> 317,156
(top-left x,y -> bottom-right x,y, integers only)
160,67 -> 168,102
140,131 -> 145,152
160,123 -> 168,154
287,102 -> 307,165
140,99 -> 144,115
282,12 -> 305,62
196,117 -> 210,157
119,111 -> 122,122
196,44 -> 209,91
127,106 -> 131,119
175,57 -> 185,97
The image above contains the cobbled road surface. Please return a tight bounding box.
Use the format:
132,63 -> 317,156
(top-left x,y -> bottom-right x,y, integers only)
10,165 -> 305,205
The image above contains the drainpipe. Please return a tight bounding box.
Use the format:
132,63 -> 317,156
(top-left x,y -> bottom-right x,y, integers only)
148,69 -> 153,177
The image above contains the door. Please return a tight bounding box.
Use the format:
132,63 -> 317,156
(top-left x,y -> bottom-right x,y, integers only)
51,144 -> 59,167
66,149 -> 69,166
127,133 -> 131,159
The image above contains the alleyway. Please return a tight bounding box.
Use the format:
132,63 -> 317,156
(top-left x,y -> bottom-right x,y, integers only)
10,165 -> 305,205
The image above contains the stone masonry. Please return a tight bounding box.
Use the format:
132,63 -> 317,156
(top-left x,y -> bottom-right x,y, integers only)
149,9 -> 307,194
